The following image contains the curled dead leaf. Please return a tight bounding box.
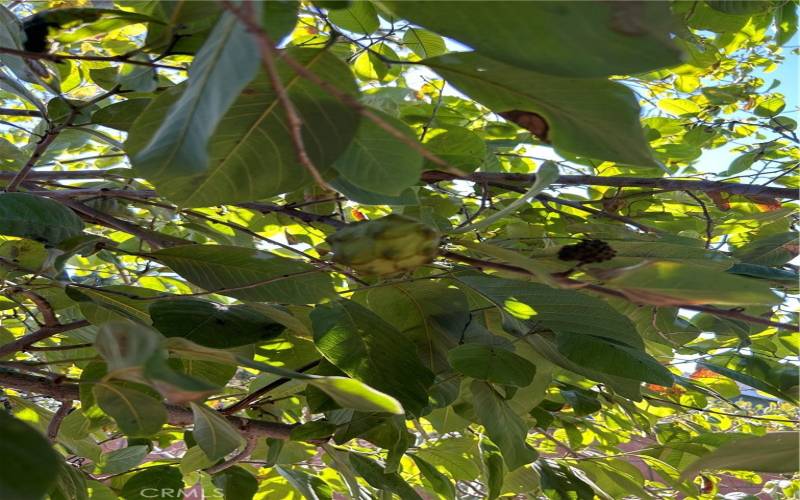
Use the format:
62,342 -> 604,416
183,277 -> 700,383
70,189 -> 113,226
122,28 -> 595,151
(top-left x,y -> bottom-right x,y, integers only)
499,110 -> 550,142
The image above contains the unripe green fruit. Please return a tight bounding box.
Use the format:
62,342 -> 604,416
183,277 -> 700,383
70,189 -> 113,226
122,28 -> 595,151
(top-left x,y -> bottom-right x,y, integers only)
326,214 -> 440,276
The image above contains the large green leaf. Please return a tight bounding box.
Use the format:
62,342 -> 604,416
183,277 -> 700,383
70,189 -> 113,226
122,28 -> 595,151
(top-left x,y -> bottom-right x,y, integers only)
93,382 -> 167,437
0,193 -> 84,245
328,1 -> 379,34
94,321 -> 162,373
471,381 -> 538,470
276,466 -> 334,500
308,377 -> 404,415
457,274 -> 643,348
120,465 -> 183,500
602,261 -> 782,306
448,343 -> 536,387
0,411 -> 60,500
310,300 -> 435,416
191,402 -> 245,461
423,52 -> 657,167
403,28 -> 447,58
380,1 -> 681,77
356,280 -> 470,373
332,109 -> 423,195
349,453 -> 424,500
411,455 -> 456,500
131,49 -> 360,207
681,432 -> 800,478
133,9 -> 261,186
699,361 -> 797,403
212,466 -> 259,500
66,285 -> 161,325
150,298 -> 284,348
556,333 -> 674,386
152,245 -> 335,305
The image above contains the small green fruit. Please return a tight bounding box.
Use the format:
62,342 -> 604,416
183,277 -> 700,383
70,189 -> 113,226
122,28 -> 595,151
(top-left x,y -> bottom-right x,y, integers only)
326,214 -> 440,276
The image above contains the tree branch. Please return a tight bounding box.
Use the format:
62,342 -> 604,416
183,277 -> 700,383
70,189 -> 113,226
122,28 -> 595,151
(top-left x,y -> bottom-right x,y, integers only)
440,251 -> 797,331
0,107 -> 43,117
0,320 -> 90,358
422,171 -> 799,200
0,369 -> 296,440
0,46 -> 187,71
47,399 -> 72,441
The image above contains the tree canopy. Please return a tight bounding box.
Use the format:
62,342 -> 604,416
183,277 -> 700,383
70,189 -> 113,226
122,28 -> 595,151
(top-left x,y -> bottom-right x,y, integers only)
0,1 -> 797,499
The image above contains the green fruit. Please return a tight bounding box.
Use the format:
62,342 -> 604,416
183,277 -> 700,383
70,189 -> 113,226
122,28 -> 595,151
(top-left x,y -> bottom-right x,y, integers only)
326,214 -> 440,276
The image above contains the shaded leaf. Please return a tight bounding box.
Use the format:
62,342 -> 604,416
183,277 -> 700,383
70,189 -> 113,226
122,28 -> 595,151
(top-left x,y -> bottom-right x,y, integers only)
153,244 -> 335,305
0,192 -> 84,246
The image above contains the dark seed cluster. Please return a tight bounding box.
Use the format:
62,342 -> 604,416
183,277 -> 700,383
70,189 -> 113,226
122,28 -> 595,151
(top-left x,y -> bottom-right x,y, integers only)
557,239 -> 616,264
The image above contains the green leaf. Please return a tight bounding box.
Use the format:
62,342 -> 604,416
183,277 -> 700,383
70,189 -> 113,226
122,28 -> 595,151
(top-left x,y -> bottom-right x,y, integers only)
723,151 -> 758,176
0,192 -> 84,246
411,455 -> 456,500
471,381 -> 538,470
191,402 -> 245,461
100,445 -> 148,474
307,377 -> 404,415
212,466 -> 259,500
276,466 -> 334,500
602,261 -> 781,306
379,1 -> 681,77
144,356 -> 220,404
556,333 -> 674,386
681,432 -> 800,478
153,244 -> 335,305
311,300 -> 435,416
91,98 -> 150,131
94,321 -> 162,373
93,382 -> 167,437
0,411 -> 60,500
349,453 -> 424,500
403,28 -> 447,58
733,231 -> 797,266
132,9 -> 262,187
48,460 -> 88,500
121,465 -> 182,500
332,109 -> 423,195
657,98 -> 701,116
423,127 -> 487,172
353,42 -> 401,82
424,52 -> 657,167
699,361 -> 797,403
356,280 -> 470,373
480,438 -> 505,500
150,298 -> 284,348
67,285 -> 160,325
328,177 -> 419,205
328,1 -> 379,34
131,49 -> 360,207
448,343 -> 536,387
457,274 -> 643,348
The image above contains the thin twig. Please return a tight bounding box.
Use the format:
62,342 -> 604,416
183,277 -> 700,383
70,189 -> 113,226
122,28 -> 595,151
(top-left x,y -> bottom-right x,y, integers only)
0,320 -> 90,358
225,2 -> 332,191
10,289 -> 58,327
684,191 -> 713,248
220,359 -> 320,415
643,395 -> 800,423
0,46 -> 186,71
47,399 -> 72,441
